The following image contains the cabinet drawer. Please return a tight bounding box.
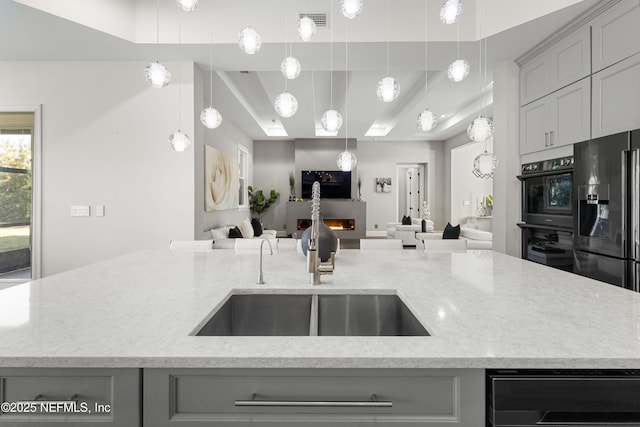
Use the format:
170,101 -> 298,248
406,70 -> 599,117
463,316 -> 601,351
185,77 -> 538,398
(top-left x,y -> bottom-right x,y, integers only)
0,368 -> 140,426
144,368 -> 484,426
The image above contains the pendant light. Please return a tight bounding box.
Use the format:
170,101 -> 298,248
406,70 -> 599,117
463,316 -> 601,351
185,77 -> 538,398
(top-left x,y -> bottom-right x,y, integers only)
200,36 -> 222,129
447,21 -> 469,82
340,0 -> 363,20
376,0 -> 400,102
439,0 -> 463,24
321,0 -> 343,133
169,26 -> 191,152
176,0 -> 198,12
472,149 -> 499,178
238,1 -> 262,55
274,0 -> 298,118
297,16 -> 317,42
337,22 -> 356,172
417,0 -> 437,132
468,36 -> 494,142
145,0 -> 171,88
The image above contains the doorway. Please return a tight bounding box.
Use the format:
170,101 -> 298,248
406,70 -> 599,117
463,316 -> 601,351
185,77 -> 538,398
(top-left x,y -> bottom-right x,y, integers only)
396,163 -> 426,220
0,108 -> 41,284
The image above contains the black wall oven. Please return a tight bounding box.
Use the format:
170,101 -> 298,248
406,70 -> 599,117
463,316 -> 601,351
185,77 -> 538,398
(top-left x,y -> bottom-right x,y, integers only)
520,157 -> 574,229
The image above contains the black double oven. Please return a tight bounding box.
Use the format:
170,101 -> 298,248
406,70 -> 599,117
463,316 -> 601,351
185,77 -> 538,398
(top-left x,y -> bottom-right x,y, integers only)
518,157 -> 575,272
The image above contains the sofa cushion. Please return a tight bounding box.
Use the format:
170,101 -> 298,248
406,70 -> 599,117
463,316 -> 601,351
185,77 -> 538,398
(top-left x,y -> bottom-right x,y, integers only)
443,223 -> 461,239
251,218 -> 263,237
228,226 -> 243,238
239,219 -> 254,238
460,227 -> 492,241
211,226 -> 232,240
401,215 -> 412,225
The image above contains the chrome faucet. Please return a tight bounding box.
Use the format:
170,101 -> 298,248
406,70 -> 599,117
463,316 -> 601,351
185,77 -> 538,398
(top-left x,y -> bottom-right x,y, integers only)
307,182 -> 335,285
257,238 -> 273,285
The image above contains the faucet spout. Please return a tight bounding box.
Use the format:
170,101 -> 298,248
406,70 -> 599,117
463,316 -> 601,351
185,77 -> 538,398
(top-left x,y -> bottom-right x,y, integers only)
257,238 -> 273,285
307,182 -> 335,285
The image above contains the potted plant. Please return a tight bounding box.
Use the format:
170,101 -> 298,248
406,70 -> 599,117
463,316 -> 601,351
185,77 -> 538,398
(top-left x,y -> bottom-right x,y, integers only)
248,186 -> 280,223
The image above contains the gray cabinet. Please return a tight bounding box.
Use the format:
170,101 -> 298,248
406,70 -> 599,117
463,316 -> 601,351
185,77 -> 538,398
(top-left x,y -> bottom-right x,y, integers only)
143,368 -> 484,426
591,0 -> 640,73
592,52 -> 640,138
520,26 -> 591,106
520,77 -> 591,155
0,368 -> 140,426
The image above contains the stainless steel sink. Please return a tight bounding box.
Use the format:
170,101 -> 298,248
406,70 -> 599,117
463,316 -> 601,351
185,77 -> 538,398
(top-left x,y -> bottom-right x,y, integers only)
317,294 -> 429,336
195,294 -> 312,336
194,293 -> 429,337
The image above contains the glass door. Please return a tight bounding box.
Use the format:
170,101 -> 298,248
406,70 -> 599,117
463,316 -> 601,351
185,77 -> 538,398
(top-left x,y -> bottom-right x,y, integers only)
0,111 -> 36,283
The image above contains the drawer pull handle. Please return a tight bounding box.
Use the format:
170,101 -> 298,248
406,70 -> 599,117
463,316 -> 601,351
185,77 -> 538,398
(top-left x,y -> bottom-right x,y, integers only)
235,393 -> 392,407
32,393 -> 79,402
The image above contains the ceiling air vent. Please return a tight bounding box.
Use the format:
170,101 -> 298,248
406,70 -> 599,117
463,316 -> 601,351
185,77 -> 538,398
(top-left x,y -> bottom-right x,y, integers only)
299,12 -> 328,28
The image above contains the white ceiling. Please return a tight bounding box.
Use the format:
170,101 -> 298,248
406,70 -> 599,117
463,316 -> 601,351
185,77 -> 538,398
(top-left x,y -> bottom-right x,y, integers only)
0,0 -> 601,141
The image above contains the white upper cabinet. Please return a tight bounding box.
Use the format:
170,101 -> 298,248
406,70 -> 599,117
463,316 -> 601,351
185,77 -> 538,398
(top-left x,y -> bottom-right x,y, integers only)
521,78 -> 591,155
592,52 -> 640,138
592,0 -> 640,73
520,26 -> 591,106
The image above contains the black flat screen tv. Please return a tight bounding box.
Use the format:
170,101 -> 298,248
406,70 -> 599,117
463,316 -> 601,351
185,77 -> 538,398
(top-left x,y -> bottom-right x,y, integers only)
301,170 -> 352,199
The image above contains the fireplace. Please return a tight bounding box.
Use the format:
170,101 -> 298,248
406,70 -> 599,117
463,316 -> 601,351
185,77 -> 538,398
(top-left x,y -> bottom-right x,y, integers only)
297,218 -> 355,231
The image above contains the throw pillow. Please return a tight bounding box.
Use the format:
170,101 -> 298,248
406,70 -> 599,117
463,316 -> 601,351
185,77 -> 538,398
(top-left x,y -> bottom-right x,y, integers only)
211,226 -> 231,240
239,219 -> 254,238
421,219 -> 427,232
442,222 -> 461,239
251,218 -> 263,237
401,215 -> 411,225
228,226 -> 243,239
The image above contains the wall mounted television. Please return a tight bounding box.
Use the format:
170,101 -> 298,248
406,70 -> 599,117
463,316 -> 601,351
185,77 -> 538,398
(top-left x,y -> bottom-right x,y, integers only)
301,170 -> 352,199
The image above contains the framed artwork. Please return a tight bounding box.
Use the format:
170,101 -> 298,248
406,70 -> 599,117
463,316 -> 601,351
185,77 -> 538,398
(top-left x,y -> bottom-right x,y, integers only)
375,177 -> 392,193
205,145 -> 239,211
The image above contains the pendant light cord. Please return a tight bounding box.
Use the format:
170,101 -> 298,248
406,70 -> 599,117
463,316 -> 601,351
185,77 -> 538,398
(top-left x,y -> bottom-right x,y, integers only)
345,21 -> 349,150
284,0 -> 288,92
209,34 -> 213,107
155,0 -> 160,60
329,0 -> 333,108
424,0 -> 428,99
456,21 -> 460,59
177,24 -> 181,129
386,0 -> 390,76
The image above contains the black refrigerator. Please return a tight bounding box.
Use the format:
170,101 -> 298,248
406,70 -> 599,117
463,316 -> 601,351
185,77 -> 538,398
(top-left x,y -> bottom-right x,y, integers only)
573,129 -> 640,291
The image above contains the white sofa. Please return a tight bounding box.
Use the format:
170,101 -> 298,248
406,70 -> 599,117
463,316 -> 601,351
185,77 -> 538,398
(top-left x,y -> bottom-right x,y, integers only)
386,218 -> 434,246
209,225 -> 277,249
417,227 -> 492,250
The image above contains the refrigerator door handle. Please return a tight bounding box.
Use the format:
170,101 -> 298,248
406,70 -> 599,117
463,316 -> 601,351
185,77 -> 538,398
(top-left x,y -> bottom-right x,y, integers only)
622,150 -> 628,259
633,149 -> 640,262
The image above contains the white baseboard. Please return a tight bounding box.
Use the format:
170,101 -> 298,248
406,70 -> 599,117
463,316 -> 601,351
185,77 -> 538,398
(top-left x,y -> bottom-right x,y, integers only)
366,230 -> 388,238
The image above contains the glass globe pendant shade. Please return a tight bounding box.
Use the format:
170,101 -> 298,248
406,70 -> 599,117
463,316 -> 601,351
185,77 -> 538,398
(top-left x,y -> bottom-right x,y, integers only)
176,0 -> 198,12
340,0 -> 363,19
321,110 -> 343,132
417,109 -> 437,132
274,92 -> 298,118
145,61 -> 171,88
467,116 -> 495,142
169,130 -> 191,152
280,56 -> 301,80
337,150 -> 357,172
238,27 -> 262,55
376,76 -> 400,102
440,0 -> 463,24
297,16 -> 317,42
447,59 -> 470,82
472,150 -> 499,179
200,107 -> 223,129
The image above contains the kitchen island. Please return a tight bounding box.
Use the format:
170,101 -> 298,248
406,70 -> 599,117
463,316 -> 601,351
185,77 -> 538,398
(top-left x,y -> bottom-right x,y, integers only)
0,248 -> 639,426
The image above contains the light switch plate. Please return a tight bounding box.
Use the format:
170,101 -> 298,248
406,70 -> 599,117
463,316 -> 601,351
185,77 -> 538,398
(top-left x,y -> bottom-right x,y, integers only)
71,205 -> 90,217
463,200 -> 472,206
96,205 -> 105,217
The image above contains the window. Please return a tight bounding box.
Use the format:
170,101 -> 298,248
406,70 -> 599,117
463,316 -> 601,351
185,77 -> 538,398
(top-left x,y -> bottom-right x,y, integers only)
238,145 -> 248,208
0,113 -> 34,281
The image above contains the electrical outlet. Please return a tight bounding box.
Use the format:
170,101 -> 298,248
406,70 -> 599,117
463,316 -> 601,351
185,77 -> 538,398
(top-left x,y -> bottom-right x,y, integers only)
71,206 -> 90,217
96,205 -> 105,217
374,224 -> 378,229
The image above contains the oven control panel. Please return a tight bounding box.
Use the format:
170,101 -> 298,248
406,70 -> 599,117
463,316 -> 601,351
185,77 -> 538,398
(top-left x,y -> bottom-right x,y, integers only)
521,156 -> 573,175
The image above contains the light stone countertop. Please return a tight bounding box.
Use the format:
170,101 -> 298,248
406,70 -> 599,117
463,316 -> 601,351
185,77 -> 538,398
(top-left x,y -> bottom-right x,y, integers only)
0,248 -> 639,369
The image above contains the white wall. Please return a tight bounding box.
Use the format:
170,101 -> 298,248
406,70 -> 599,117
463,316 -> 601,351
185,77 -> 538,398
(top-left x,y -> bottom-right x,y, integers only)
0,61 -> 195,276
195,66 -> 254,239
357,140 -> 444,231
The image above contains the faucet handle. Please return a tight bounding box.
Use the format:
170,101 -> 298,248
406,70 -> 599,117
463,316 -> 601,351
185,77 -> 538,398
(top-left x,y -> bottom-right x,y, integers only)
318,252 -> 335,274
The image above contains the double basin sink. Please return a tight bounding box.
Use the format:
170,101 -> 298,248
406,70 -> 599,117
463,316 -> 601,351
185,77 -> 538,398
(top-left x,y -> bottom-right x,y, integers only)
194,293 -> 430,337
